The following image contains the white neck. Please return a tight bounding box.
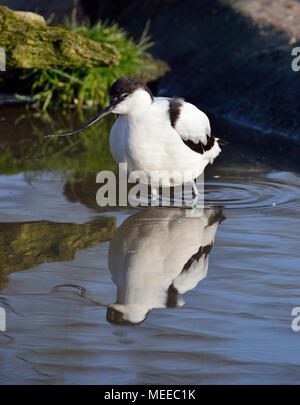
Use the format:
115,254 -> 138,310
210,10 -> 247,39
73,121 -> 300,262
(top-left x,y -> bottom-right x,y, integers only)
113,89 -> 153,115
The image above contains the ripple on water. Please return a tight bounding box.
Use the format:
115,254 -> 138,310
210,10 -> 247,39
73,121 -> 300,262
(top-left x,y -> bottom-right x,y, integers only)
204,172 -> 300,210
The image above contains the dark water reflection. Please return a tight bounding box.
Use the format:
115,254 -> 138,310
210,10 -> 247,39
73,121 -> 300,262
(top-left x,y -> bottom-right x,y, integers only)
0,108 -> 300,384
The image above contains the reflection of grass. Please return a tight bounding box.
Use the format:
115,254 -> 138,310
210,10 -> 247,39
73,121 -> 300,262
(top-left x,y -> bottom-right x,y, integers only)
21,19 -> 156,110
0,109 -> 117,178
48,123 -> 117,177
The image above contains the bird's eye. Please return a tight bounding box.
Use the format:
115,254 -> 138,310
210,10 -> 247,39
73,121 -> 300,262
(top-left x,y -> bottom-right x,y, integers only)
121,93 -> 128,98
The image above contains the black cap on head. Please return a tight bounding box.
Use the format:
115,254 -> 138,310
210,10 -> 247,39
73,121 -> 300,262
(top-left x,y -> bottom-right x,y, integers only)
45,77 -> 153,139
110,76 -> 154,105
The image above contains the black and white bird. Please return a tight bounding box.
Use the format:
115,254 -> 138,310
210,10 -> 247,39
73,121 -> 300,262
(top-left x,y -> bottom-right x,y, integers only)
47,77 -> 225,196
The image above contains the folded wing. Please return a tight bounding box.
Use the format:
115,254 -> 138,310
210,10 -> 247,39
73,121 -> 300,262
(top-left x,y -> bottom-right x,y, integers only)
169,98 -> 221,163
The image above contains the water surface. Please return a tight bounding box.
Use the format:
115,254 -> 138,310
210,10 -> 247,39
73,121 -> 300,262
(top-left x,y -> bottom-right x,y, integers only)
0,107 -> 299,384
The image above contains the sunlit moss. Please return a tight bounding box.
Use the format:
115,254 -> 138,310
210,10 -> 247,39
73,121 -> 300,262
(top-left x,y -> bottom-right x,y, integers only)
0,6 -> 119,69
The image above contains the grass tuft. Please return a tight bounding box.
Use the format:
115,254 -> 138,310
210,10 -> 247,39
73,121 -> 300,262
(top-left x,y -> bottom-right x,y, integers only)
22,19 -> 156,111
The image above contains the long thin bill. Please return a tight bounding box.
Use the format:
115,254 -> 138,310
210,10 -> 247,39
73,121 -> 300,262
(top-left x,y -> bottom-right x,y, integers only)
44,105 -> 113,138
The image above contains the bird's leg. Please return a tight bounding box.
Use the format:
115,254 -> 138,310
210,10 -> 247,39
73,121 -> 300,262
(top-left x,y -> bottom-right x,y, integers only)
192,180 -> 198,197
191,195 -> 198,208
151,186 -> 159,206
191,180 -> 199,208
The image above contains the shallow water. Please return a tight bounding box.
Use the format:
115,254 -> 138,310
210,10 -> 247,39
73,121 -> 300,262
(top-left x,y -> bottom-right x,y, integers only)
0,108 -> 300,384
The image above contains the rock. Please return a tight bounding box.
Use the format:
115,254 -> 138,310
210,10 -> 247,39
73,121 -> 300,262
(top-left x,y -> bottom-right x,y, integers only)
0,5 -> 120,69
0,0 -> 84,24
14,10 -> 46,25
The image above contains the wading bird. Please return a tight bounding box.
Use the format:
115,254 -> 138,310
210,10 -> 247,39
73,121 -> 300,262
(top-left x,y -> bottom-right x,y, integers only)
46,77 -> 226,199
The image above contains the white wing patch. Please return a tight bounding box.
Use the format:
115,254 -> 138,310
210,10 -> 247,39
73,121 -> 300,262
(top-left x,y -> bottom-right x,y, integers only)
173,100 -> 221,163
174,101 -> 211,145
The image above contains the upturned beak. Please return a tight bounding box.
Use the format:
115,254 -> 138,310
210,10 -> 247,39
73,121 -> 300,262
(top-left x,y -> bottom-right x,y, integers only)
45,104 -> 114,138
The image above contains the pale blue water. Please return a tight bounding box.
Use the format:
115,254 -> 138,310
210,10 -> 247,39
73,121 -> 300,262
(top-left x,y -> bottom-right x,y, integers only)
0,108 -> 300,384
0,167 -> 299,384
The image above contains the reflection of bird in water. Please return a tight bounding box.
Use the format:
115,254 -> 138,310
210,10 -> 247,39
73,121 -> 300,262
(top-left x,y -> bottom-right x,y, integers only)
47,77 -> 226,198
106,207 -> 225,326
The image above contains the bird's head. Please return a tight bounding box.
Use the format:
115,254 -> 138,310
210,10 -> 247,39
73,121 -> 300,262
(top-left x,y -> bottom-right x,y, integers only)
109,76 -> 154,114
45,76 -> 153,138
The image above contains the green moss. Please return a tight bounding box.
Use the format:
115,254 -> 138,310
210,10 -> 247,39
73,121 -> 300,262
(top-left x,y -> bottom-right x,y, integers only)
0,6 -> 168,110
0,6 -> 120,69
20,19 -> 168,110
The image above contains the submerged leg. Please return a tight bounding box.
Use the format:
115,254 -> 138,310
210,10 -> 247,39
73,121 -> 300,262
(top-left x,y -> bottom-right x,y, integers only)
191,180 -> 200,208
151,186 -> 158,206
192,180 -> 198,197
